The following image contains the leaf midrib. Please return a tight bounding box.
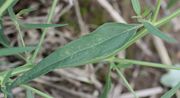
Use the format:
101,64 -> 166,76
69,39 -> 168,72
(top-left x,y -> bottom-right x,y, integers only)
38,24 -> 140,67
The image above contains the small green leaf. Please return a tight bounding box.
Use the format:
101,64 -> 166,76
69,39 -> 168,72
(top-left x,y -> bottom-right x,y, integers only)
0,0 -> 18,17
0,69 -> 13,98
16,8 -> 35,17
0,20 -> 9,47
1,70 -> 13,86
0,47 -> 35,57
19,22 -> 67,29
8,7 -> 18,22
161,82 -> 180,98
143,21 -> 176,43
131,0 -> 141,16
11,23 -> 141,88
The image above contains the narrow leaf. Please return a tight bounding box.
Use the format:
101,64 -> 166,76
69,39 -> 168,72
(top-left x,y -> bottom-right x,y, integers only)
161,82 -> 180,98
19,22 -> 67,29
1,70 -> 13,86
0,47 -> 35,57
143,21 -> 176,43
11,23 -> 141,88
0,70 -> 13,98
0,20 -> 9,47
16,8 -> 35,17
131,0 -> 141,16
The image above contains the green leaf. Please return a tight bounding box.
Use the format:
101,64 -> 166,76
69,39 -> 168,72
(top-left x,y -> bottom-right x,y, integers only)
100,65 -> 111,98
161,82 -> 180,98
0,0 -> 18,17
0,69 -> 13,98
1,69 -> 13,86
0,47 -> 35,57
0,20 -> 9,47
131,0 -> 141,16
16,8 -> 35,17
8,7 -> 18,22
19,22 -> 67,29
10,23 -> 141,88
143,21 -> 176,43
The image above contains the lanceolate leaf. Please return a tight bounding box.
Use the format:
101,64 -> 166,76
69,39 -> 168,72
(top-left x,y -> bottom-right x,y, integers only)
11,23 -> 141,88
0,47 -> 35,57
143,21 -> 176,43
131,0 -> 141,16
0,20 -> 9,47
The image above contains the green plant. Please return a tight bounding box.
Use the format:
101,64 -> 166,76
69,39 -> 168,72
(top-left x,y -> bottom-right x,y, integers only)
0,0 -> 180,98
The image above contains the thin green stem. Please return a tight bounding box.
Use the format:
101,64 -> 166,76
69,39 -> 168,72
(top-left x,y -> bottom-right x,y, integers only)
21,85 -> 53,98
119,9 -> 180,52
15,22 -> 26,47
152,0 -> 162,22
31,0 -> 58,62
111,58 -> 180,70
155,9 -> 180,26
0,64 -> 32,81
115,67 -> 139,98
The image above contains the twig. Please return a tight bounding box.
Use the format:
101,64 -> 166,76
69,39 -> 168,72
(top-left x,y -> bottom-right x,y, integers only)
73,0 -> 89,33
35,78 -> 97,98
120,87 -> 163,98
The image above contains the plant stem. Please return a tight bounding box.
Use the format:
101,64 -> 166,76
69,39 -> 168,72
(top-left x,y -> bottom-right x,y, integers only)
15,22 -> 26,47
111,58 -> 180,70
115,67 -> 139,98
119,9 -> 180,52
21,85 -> 53,98
0,64 -> 32,81
155,9 -> 180,26
152,0 -> 162,22
31,0 -> 58,62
